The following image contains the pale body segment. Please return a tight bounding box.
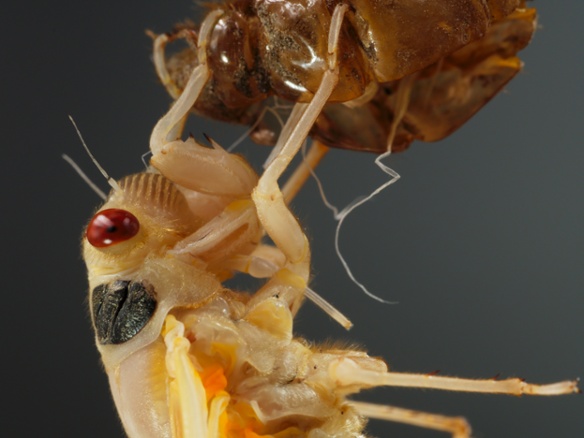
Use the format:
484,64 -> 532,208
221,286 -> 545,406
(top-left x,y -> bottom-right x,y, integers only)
81,5 -> 579,438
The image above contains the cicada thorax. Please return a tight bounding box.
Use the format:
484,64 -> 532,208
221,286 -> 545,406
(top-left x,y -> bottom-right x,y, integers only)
83,165 -> 265,368
160,0 -> 535,153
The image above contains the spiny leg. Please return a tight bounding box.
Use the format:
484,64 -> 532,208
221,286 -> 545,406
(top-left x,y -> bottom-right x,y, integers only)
351,400 -> 471,438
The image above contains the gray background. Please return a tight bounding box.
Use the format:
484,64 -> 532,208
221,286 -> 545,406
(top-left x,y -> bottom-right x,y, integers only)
2,2 -> 582,437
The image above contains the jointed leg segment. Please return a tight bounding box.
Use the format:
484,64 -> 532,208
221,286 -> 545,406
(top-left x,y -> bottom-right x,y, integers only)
330,356 -> 579,396
252,4 -> 348,280
281,140 -> 330,204
150,9 -> 224,152
351,401 -> 472,438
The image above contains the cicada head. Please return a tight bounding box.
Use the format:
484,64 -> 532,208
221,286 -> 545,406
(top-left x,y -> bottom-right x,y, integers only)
83,172 -> 200,280
83,171 -> 222,369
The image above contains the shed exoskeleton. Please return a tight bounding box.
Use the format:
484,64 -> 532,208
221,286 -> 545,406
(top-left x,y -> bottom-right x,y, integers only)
82,15 -> 579,437
153,0 -> 536,153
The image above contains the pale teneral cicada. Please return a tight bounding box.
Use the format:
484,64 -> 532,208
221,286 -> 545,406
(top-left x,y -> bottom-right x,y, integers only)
81,1 -> 579,437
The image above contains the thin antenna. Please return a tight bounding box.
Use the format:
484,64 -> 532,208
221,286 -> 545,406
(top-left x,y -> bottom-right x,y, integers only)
141,150 -> 152,170
62,154 -> 107,200
68,115 -> 121,192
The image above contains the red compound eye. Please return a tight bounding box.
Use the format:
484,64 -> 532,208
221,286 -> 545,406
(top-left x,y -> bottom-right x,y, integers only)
86,209 -> 140,248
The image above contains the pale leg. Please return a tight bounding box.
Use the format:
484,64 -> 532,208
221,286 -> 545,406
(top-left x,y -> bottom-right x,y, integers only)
252,5 -> 348,281
281,140 -> 330,204
149,9 -> 224,153
152,31 -> 185,100
331,357 -> 580,396
351,400 -> 471,438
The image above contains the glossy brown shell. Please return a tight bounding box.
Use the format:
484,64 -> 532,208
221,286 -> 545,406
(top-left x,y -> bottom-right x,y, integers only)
162,0 -> 536,153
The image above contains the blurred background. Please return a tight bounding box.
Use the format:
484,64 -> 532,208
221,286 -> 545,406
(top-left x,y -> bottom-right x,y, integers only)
2,2 -> 582,437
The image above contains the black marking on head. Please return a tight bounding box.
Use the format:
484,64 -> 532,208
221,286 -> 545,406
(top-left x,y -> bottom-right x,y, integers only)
91,280 -> 157,345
